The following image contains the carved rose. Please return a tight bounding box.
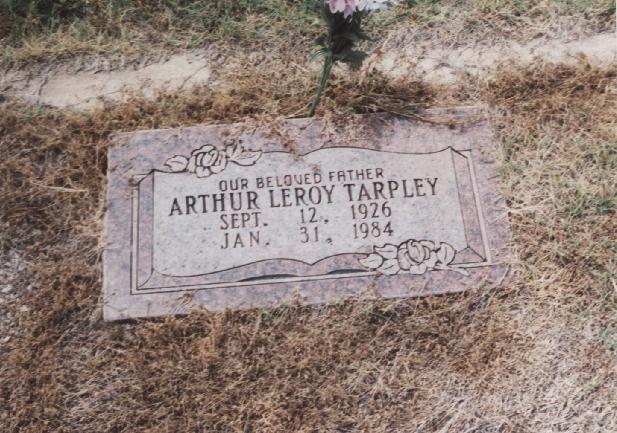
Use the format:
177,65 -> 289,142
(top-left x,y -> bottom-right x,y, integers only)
187,145 -> 227,178
164,140 -> 262,178
360,239 -> 466,276
435,242 -> 456,267
396,240 -> 438,274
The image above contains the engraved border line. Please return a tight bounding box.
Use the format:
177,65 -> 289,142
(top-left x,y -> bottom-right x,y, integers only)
130,146 -> 492,295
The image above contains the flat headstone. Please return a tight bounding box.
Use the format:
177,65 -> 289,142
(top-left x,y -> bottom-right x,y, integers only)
103,109 -> 510,320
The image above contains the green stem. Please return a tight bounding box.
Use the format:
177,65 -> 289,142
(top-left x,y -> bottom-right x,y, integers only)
308,55 -> 333,117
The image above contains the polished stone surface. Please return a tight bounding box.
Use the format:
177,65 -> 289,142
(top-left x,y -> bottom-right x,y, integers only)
103,109 -> 510,320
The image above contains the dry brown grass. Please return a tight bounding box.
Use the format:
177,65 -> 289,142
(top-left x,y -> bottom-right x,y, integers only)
1,0 -> 614,66
1,58 -> 616,432
385,0 -> 615,46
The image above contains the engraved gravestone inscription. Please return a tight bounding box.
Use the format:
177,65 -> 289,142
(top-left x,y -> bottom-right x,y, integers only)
103,109 -> 510,320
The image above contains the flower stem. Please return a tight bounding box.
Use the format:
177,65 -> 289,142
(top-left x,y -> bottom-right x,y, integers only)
308,55 -> 333,117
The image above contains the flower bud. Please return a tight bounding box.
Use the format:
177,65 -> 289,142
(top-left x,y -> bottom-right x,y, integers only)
406,240 -> 426,264
187,144 -> 228,178
397,244 -> 413,271
436,242 -> 456,265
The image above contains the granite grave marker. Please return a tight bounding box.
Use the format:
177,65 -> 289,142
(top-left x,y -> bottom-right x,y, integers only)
103,109 -> 510,320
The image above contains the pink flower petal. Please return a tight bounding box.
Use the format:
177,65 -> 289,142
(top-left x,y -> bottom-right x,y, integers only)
328,0 -> 346,13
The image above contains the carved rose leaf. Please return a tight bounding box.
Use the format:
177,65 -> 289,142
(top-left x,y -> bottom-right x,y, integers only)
165,155 -> 189,172
359,253 -> 383,270
378,258 -> 400,275
225,142 -> 242,159
375,243 -> 397,259
231,149 -> 262,166
186,155 -> 197,173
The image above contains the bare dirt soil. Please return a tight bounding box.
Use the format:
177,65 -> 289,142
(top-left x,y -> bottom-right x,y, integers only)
2,32 -> 615,109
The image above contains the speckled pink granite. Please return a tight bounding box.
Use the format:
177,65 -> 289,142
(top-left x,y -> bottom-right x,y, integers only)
103,108 -> 511,320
